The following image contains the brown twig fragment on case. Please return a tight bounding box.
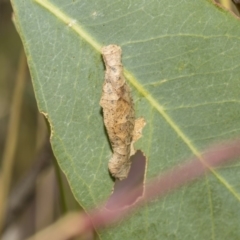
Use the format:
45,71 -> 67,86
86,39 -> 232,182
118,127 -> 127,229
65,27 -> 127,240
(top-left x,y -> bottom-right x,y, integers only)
100,45 -> 145,180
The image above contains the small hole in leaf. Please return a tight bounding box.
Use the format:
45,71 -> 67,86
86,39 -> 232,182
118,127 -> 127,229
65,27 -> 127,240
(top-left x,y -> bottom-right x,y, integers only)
106,150 -> 146,210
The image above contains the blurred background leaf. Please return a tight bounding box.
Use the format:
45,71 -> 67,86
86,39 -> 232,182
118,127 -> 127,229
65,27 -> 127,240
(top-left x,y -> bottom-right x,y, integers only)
0,1 -> 81,239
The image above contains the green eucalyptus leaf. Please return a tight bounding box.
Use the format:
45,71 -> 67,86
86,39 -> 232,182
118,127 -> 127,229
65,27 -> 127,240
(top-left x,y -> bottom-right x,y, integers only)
11,0 -> 240,239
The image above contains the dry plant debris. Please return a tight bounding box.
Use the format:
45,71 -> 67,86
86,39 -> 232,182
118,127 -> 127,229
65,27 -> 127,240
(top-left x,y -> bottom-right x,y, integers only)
100,45 -> 145,180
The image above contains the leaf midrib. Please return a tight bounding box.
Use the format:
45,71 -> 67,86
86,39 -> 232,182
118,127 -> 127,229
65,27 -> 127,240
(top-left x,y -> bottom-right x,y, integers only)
33,0 -> 240,201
